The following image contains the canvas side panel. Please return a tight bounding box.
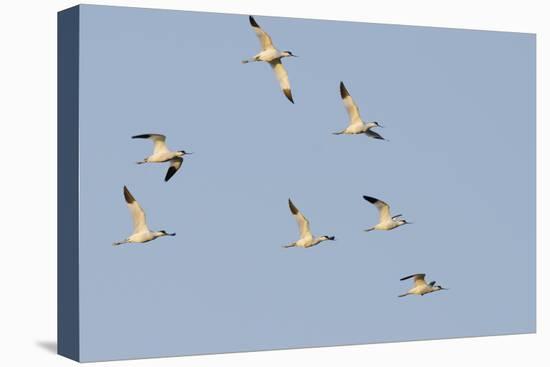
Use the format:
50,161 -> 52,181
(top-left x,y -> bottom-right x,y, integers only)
57,5 -> 80,362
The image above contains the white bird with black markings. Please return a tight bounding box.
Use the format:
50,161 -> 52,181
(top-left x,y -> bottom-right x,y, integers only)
283,199 -> 335,248
363,195 -> 411,231
398,273 -> 448,297
113,186 -> 175,246
333,81 -> 386,140
132,134 -> 192,182
242,15 -> 297,104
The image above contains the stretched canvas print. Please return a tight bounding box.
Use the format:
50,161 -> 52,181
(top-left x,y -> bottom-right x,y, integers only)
58,4 -> 536,362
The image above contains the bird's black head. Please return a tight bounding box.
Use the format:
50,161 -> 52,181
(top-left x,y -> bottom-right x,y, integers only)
179,150 -> 192,155
284,50 -> 297,57
324,235 -> 336,241
159,230 -> 176,236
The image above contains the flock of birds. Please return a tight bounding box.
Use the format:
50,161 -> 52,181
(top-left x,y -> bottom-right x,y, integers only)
112,15 -> 447,298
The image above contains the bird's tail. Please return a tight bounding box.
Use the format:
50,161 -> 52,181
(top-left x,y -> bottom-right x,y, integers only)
282,243 -> 296,248
398,293 -> 409,298
241,58 -> 255,64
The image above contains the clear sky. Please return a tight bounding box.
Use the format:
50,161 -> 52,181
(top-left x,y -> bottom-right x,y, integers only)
76,4 -> 535,361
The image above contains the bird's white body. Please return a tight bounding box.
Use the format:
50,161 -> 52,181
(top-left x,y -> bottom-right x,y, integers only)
284,199 -> 335,248
334,82 -> 386,140
363,195 -> 410,232
340,121 -> 379,135
399,273 -> 447,297
293,234 -> 329,248
143,150 -> 184,163
113,186 -> 175,246
252,48 -> 287,63
405,284 -> 435,296
243,16 -> 296,103
132,133 -> 190,182
372,219 -> 402,231
126,230 -> 167,244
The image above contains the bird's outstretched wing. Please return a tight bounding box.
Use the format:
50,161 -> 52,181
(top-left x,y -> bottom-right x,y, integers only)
400,273 -> 427,287
270,59 -> 294,103
165,157 -> 183,182
366,129 -> 386,140
288,199 -> 312,239
340,82 -> 362,125
132,134 -> 169,154
363,195 -> 392,223
249,16 -> 274,51
123,186 -> 149,234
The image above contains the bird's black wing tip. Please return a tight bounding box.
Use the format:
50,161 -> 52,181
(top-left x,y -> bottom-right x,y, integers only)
249,15 -> 259,28
284,89 -> 294,103
362,195 -> 377,204
123,186 -> 134,203
165,166 -> 177,182
340,82 -> 350,99
132,134 -> 151,139
288,199 -> 299,214
400,273 -> 424,281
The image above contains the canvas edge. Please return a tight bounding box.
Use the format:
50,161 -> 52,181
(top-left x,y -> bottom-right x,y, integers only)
57,4 -> 81,362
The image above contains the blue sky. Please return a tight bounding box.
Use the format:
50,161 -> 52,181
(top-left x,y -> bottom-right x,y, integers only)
76,5 -> 535,361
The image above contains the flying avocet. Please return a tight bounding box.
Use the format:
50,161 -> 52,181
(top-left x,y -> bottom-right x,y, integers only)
398,273 -> 448,297
333,81 -> 386,140
283,199 -> 335,248
363,195 -> 411,231
132,134 -> 192,182
242,15 -> 297,103
113,186 -> 175,246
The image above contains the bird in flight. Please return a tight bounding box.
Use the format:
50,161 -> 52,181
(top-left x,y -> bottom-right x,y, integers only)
132,134 -> 192,182
363,195 -> 411,232
333,81 -> 386,140
283,199 -> 335,248
242,15 -> 297,104
113,186 -> 176,246
398,273 -> 448,297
